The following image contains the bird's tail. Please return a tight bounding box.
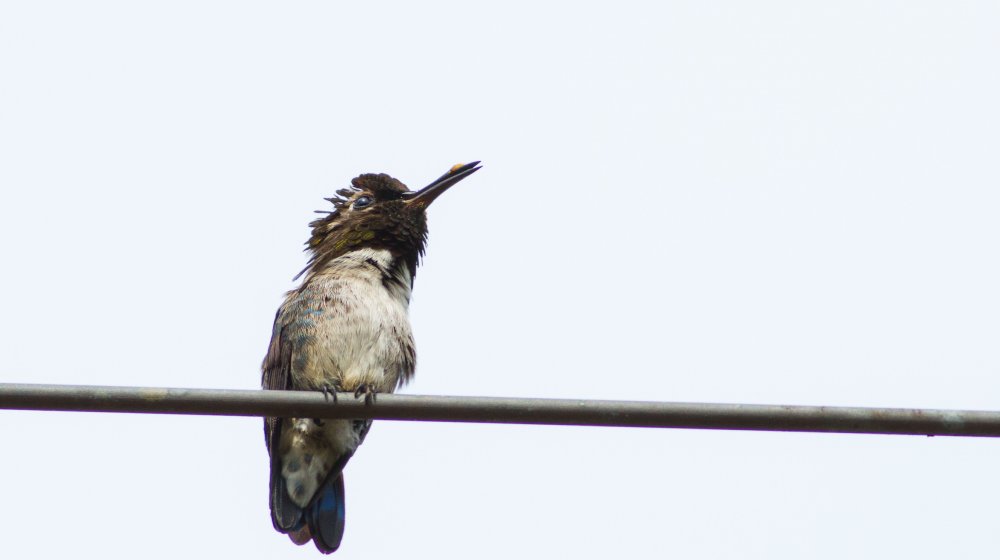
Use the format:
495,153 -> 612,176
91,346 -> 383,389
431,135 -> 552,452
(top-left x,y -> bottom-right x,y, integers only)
271,463 -> 347,554
302,471 -> 347,554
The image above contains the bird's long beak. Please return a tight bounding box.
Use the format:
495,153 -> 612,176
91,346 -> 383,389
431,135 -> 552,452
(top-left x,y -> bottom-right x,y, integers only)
403,161 -> 482,208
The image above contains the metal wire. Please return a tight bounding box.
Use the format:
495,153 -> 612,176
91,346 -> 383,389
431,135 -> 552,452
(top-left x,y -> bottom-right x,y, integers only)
1,382 -> 998,437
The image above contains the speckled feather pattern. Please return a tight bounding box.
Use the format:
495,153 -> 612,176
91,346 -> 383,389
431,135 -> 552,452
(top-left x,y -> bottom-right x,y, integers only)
280,248 -> 415,393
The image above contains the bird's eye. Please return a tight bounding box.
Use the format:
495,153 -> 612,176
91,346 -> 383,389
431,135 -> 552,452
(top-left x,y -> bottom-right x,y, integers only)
353,195 -> 373,209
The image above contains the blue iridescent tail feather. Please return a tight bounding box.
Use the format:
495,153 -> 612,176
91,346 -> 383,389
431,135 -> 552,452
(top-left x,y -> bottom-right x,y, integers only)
305,472 -> 347,554
269,451 -> 347,554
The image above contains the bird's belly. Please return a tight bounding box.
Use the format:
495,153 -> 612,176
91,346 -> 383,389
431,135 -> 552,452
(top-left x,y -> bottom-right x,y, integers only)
291,275 -> 415,394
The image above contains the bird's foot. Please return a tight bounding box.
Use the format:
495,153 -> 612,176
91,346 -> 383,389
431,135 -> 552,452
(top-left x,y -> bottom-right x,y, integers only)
319,383 -> 339,404
353,383 -> 377,406
315,384 -> 340,425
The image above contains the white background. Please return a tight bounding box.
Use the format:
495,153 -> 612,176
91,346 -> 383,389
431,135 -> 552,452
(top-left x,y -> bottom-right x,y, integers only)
2,1 -> 999,558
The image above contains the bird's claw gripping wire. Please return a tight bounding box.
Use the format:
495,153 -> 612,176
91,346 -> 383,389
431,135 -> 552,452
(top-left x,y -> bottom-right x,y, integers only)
354,384 -> 377,406
315,383 -> 340,425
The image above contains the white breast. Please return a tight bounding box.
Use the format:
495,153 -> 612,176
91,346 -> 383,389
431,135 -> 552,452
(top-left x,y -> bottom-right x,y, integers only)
292,247 -> 416,393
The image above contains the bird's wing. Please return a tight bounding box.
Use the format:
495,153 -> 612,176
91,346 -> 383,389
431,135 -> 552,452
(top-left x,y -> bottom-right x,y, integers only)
261,305 -> 305,532
262,307 -> 293,448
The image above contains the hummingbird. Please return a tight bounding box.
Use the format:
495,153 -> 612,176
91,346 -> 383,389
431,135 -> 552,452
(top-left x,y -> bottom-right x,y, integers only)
261,161 -> 481,553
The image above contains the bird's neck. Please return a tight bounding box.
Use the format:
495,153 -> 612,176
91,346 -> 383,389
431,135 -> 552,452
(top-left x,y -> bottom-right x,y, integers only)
303,247 -> 413,304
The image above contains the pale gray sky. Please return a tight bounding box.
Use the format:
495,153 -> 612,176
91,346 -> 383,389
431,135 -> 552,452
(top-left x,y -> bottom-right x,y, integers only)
2,1 -> 999,558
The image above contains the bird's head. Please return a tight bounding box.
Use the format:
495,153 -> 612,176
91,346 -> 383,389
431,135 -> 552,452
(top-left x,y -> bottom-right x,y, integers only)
298,161 -> 481,281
